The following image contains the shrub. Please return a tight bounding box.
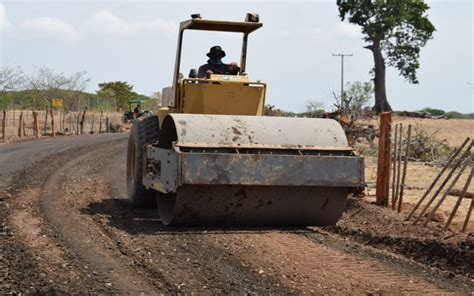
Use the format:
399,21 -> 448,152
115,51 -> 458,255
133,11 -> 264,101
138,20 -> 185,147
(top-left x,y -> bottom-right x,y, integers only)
420,107 -> 445,116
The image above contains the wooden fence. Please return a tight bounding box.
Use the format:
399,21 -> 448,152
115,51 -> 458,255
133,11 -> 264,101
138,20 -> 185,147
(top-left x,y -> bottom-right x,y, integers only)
1,109 -> 124,142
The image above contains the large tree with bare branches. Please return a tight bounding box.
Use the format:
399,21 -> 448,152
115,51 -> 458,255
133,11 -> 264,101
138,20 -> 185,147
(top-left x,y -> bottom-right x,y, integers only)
24,67 -> 90,111
336,0 -> 435,113
0,66 -> 25,109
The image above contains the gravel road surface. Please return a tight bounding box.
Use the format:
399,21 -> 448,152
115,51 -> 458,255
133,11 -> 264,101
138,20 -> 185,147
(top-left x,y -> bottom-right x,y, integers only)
1,134 -> 472,294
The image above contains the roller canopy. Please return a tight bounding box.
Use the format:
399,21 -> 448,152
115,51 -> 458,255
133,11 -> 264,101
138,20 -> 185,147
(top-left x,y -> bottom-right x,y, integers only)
160,114 -> 350,150
180,19 -> 262,34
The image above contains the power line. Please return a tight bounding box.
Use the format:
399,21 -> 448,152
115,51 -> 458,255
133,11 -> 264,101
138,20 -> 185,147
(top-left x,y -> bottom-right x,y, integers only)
332,53 -> 353,99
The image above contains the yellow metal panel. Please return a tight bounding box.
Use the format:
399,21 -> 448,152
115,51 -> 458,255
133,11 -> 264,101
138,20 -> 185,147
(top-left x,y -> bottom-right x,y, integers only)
161,86 -> 175,107
180,81 -> 265,116
51,99 -> 64,107
158,107 -> 174,127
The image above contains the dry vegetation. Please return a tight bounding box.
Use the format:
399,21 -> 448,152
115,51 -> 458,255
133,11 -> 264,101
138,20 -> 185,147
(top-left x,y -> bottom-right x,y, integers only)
357,116 -> 474,233
359,117 -> 473,147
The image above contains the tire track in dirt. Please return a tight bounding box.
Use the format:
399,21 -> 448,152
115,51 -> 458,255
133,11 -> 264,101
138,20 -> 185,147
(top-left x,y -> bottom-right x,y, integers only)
40,143 -> 160,294
3,136 -> 292,294
74,144 -> 293,294
204,230 -> 469,295
2,138 -> 126,294
301,227 -> 473,291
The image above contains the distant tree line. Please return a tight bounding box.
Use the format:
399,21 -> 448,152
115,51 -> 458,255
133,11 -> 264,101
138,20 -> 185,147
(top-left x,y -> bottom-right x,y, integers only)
0,66 -> 160,112
417,107 -> 474,119
265,80 -> 472,120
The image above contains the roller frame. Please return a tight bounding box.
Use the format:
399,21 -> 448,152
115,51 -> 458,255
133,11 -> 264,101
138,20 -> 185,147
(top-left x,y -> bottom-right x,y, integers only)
143,144 -> 364,194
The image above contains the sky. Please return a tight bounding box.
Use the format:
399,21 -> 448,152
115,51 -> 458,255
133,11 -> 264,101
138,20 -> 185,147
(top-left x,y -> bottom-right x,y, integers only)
0,0 -> 472,113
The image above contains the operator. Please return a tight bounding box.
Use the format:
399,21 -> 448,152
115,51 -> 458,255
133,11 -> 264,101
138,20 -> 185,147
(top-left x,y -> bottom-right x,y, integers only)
198,46 -> 240,77
133,104 -> 140,118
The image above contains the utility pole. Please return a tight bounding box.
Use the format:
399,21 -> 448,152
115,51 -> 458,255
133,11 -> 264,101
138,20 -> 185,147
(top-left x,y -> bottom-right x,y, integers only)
332,53 -> 353,99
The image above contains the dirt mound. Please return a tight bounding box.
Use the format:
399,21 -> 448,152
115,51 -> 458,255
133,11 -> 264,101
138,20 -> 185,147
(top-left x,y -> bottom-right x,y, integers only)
330,198 -> 474,276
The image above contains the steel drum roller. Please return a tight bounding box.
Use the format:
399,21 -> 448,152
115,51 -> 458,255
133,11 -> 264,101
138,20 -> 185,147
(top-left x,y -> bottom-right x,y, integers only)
149,114 -> 364,226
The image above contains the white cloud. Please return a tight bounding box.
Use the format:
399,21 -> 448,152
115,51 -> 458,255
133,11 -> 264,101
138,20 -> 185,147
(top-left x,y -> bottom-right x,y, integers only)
279,27 -> 323,37
280,22 -> 361,40
85,10 -> 177,37
0,4 -> 11,32
22,17 -> 81,41
332,22 -> 361,39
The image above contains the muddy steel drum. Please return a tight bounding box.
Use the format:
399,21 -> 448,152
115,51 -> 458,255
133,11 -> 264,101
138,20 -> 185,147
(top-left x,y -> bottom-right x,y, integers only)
152,114 -> 364,226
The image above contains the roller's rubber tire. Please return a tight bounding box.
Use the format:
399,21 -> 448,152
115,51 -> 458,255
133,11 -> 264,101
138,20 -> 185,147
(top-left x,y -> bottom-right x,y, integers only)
126,115 -> 160,208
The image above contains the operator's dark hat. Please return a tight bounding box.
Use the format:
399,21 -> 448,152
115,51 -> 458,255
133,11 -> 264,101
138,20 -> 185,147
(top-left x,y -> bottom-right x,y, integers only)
206,45 -> 226,58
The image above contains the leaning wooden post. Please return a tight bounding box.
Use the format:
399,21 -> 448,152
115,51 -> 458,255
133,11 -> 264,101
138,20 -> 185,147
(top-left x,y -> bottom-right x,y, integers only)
376,112 -> 392,206
50,109 -> 56,137
406,137 -> 470,221
414,141 -> 473,224
423,154 -> 472,227
391,124 -> 399,208
2,110 -> 7,141
462,183 -> 474,232
445,167 -> 473,231
397,124 -> 412,213
393,123 -> 403,210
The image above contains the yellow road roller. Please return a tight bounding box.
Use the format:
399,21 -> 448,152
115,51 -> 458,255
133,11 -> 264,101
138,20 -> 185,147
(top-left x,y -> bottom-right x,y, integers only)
126,14 -> 364,226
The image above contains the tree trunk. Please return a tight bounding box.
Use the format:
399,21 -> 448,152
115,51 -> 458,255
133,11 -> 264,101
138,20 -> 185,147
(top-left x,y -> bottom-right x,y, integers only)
367,42 -> 392,113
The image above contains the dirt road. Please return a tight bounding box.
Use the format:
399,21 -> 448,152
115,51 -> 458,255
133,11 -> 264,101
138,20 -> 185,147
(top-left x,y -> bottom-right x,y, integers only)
1,134 -> 472,294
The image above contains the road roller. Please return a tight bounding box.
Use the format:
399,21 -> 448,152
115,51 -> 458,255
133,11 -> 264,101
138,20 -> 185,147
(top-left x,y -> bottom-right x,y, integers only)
126,14 -> 365,226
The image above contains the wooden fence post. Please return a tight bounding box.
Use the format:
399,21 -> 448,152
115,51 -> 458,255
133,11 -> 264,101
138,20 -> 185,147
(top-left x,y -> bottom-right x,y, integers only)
99,108 -> 103,133
76,111 -> 80,134
90,114 -> 95,134
61,111 -> 66,133
376,112 -> 392,206
2,110 -> 6,141
22,113 -> 26,137
50,109 -> 55,137
33,111 -> 40,140
80,107 -> 87,134
105,117 -> 110,133
44,109 -> 48,134
18,111 -> 23,138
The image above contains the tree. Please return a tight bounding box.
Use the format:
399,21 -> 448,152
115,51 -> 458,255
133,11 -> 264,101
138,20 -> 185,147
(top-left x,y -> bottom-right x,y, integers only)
150,91 -> 162,105
97,81 -> 134,111
336,0 -> 435,113
0,66 -> 25,109
0,66 -> 25,91
304,100 -> 325,118
264,104 -> 295,117
420,107 -> 445,116
25,66 -> 90,111
345,80 -> 373,112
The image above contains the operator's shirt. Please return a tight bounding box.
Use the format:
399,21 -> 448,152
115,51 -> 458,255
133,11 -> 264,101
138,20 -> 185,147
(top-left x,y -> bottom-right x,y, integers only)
198,63 -> 239,77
